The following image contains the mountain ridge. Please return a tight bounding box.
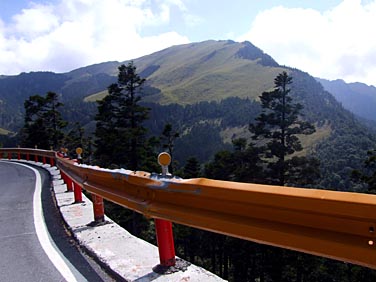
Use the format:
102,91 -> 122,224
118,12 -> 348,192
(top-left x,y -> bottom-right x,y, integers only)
0,39 -> 375,191
317,77 -> 376,122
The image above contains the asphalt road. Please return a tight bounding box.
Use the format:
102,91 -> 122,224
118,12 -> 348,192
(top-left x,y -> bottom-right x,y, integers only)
0,161 -> 116,282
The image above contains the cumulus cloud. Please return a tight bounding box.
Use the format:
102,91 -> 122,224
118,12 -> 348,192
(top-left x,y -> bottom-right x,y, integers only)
0,0 -> 189,75
239,0 -> 376,86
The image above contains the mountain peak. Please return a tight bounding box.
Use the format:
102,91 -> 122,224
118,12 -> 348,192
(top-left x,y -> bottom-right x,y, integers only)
236,41 -> 279,67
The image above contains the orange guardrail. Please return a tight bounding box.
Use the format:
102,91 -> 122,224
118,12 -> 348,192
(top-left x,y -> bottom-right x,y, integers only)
2,148 -> 376,269
0,147 -> 55,164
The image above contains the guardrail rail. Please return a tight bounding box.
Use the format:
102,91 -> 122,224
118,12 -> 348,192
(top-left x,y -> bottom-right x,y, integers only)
2,147 -> 376,270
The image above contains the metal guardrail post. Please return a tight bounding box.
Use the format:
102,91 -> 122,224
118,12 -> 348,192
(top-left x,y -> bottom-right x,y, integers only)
60,170 -> 73,192
155,219 -> 176,267
73,148 -> 83,203
73,180 -> 83,203
34,146 -> 38,162
154,152 -> 176,267
92,194 -> 105,223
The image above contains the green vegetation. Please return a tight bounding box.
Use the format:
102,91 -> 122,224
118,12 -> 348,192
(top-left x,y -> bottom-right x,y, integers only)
249,71 -> 317,186
94,61 -> 156,171
352,149 -> 376,192
7,41 -> 376,281
21,92 -> 67,149
84,40 -> 284,105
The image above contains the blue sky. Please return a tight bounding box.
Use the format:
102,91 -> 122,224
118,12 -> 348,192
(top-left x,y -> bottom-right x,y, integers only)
1,0 -> 376,86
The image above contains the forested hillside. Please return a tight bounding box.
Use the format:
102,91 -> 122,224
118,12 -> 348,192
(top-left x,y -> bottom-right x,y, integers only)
2,40 -> 376,281
0,40 -> 375,191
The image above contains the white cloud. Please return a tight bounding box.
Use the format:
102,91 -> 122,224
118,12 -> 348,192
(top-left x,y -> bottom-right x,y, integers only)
239,0 -> 376,86
11,4 -> 59,38
0,0 -> 189,75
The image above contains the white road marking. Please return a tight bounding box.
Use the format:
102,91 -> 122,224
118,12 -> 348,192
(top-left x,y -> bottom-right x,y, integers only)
4,161 -> 78,282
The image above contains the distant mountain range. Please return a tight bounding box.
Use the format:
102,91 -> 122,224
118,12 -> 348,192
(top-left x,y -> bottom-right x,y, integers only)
0,40 -> 375,190
317,78 -> 376,122
1,39 -> 375,128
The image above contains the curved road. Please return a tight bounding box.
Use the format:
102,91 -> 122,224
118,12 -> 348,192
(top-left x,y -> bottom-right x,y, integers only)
0,161 -> 115,282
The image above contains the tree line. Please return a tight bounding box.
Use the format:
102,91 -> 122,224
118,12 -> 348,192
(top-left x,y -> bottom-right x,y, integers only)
19,62 -> 376,281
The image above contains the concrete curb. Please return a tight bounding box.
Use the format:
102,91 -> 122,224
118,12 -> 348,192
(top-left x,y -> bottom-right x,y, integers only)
20,160 -> 226,282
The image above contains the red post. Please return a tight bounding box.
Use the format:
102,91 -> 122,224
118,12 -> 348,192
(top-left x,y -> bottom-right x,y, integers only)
34,154 -> 38,162
92,194 -> 105,222
73,181 -> 83,203
66,175 -> 73,192
8,152 -> 11,160
155,219 -> 176,266
60,170 -> 67,182
17,151 -> 20,160
50,157 -> 54,167
26,153 -> 30,161
42,156 -> 46,164
61,171 -> 73,191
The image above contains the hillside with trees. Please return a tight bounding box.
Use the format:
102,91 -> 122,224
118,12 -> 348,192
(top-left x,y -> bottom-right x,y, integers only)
6,47 -> 376,281
0,40 -> 374,191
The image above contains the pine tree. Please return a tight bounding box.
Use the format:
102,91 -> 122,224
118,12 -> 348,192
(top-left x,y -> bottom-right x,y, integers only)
352,149 -> 376,193
249,71 -> 317,186
204,138 -> 263,183
94,61 -> 150,170
160,123 -> 180,173
182,157 -> 201,178
21,92 -> 67,149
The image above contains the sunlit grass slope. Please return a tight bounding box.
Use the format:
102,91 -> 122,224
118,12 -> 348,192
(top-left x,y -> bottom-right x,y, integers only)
85,40 -> 285,104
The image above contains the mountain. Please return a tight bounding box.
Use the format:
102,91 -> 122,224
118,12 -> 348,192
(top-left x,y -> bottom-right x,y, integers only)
317,78 -> 376,122
0,40 -> 283,131
0,40 -> 375,191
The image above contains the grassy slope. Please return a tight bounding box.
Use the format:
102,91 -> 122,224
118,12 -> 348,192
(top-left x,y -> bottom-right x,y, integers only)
85,40 -> 285,104
84,90 -> 108,102
83,40 -> 331,153
220,122 -> 332,156
141,40 -> 285,104
0,127 -> 11,135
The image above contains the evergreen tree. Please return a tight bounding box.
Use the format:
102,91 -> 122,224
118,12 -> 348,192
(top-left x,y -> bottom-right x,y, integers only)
63,122 -> 94,163
160,123 -> 179,173
21,92 -> 67,149
352,149 -> 376,193
204,138 -> 263,183
64,122 -> 84,149
182,157 -> 201,178
249,71 -> 317,186
94,62 -> 150,169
